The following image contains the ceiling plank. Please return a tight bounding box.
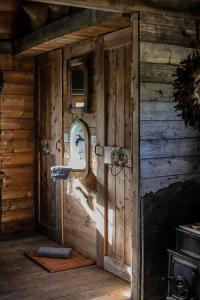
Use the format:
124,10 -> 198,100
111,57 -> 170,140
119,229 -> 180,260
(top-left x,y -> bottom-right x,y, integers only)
24,0 -> 200,18
14,9 -> 128,55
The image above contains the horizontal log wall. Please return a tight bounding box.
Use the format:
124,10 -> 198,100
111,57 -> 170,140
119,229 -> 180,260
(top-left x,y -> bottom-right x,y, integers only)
0,55 -> 34,234
139,12 -> 200,300
139,12 -> 200,197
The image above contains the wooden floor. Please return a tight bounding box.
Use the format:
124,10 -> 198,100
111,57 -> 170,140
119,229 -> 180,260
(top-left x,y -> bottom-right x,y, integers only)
0,234 -> 131,300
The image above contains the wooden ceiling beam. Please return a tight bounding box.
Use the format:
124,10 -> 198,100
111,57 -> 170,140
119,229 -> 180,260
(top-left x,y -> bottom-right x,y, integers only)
13,9 -> 127,55
24,0 -> 200,18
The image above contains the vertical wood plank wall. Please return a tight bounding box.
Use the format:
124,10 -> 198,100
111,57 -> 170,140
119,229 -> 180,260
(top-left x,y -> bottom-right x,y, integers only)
0,55 -> 34,234
139,12 -> 200,196
63,40 -> 97,260
139,12 -> 200,300
105,45 -> 132,266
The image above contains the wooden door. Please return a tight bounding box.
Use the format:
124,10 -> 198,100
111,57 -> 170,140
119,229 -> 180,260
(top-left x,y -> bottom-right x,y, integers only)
35,50 -> 63,243
97,44 -> 133,281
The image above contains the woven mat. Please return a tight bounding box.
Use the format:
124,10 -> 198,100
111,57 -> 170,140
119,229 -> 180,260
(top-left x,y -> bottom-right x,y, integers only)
25,249 -> 95,272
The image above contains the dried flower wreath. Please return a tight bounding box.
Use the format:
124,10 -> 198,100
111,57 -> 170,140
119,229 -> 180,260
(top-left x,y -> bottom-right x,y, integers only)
174,51 -> 200,129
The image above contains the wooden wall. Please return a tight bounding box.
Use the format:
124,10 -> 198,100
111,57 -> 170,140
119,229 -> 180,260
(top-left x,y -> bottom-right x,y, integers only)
105,45 -> 132,267
139,12 -> 200,300
63,40 -> 97,260
140,12 -> 200,196
0,55 -> 34,234
0,1 -> 28,40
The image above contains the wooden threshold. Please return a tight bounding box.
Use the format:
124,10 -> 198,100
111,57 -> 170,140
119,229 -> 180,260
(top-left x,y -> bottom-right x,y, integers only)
104,256 -> 132,283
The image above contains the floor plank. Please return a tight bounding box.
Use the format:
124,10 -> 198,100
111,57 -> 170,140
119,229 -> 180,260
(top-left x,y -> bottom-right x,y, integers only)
0,234 -> 130,300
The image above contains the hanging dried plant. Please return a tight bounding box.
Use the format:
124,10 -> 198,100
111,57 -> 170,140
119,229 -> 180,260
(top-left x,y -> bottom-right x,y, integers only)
173,50 -> 200,130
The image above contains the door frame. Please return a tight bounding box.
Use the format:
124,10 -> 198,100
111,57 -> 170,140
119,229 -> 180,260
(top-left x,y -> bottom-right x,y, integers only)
95,13 -> 141,300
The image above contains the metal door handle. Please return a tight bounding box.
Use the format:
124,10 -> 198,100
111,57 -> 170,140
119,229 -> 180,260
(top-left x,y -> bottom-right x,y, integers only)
56,140 -> 61,152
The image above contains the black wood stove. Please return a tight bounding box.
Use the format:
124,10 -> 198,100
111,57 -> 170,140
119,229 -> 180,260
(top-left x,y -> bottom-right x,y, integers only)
167,224 -> 200,300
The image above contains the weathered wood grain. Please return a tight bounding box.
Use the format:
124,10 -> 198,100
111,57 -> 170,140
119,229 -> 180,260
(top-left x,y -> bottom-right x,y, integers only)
96,37 -> 106,266
140,12 -> 198,47
141,138 -> 200,159
140,173 -> 200,197
0,55 -> 34,235
124,45 -> 132,267
140,102 -> 181,121
131,13 -> 140,300
140,120 -> 200,140
140,82 -> 173,102
106,49 -> 116,259
141,156 -> 200,179
140,62 -> 176,83
115,46 -> 125,263
25,0 -> 200,20
104,44 -> 132,271
140,42 -> 196,65
104,27 -> 131,50
63,39 -> 97,261
139,11 -> 200,300
35,49 -> 63,243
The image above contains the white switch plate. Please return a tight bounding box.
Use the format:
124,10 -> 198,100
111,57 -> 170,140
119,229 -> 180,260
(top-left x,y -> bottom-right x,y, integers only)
64,133 -> 69,143
91,135 -> 97,145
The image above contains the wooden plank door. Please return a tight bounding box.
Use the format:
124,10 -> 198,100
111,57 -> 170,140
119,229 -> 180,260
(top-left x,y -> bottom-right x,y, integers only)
35,50 -> 63,243
103,44 -> 133,281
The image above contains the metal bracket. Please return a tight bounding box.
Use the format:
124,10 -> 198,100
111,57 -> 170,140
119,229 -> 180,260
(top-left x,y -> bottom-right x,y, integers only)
95,144 -> 104,156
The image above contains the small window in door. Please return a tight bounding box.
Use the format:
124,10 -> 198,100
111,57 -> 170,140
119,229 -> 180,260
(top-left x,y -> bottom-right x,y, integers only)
68,55 -> 89,113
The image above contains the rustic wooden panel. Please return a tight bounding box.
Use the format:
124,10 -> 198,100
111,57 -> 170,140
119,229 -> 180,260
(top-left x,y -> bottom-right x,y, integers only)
35,49 -> 63,243
140,42 -> 195,65
0,55 -> 34,235
106,49 -> 116,260
141,138 -> 200,159
140,12 -> 200,189
0,118 -> 33,130
115,46 -> 125,262
124,44 -> 132,267
63,40 -> 97,261
140,102 -> 181,121
140,120 -> 200,140
22,0 -> 200,19
104,27 -> 131,50
0,95 -> 33,108
1,208 -> 33,223
140,12 -> 199,48
140,62 -> 176,83
139,11 -> 200,300
140,82 -> 173,102
105,44 -> 132,269
141,156 -> 200,179
0,55 -> 33,71
140,173 -> 200,197
2,175 -> 33,191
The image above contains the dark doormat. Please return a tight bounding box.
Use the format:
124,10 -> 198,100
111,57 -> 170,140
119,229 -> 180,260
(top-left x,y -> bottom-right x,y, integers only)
25,250 -> 95,272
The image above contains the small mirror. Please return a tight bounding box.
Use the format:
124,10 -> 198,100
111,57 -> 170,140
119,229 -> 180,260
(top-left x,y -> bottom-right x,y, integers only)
68,55 -> 89,113
69,120 -> 89,178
